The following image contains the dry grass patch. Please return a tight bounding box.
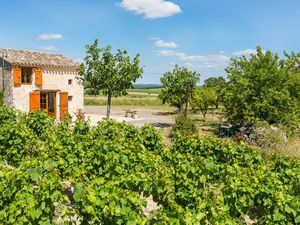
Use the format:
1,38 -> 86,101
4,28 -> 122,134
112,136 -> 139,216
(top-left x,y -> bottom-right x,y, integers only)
277,138 -> 300,159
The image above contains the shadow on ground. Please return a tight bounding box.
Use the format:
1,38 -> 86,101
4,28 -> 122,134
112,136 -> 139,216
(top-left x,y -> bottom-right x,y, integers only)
151,122 -> 173,128
153,111 -> 177,116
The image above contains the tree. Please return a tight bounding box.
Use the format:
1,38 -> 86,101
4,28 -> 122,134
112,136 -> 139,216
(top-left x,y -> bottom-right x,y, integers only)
203,76 -> 226,109
78,39 -> 143,118
203,76 -> 226,89
159,65 -> 200,116
190,88 -> 215,120
224,46 -> 300,127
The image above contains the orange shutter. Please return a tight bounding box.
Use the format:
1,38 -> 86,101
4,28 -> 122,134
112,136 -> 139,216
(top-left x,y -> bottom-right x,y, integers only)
29,91 -> 40,111
60,92 -> 68,120
13,67 -> 21,86
35,68 -> 43,86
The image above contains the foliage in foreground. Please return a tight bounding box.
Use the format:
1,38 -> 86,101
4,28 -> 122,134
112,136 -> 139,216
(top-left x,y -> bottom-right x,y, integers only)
159,135 -> 300,224
171,114 -> 198,137
0,106 -> 299,224
0,107 -> 169,224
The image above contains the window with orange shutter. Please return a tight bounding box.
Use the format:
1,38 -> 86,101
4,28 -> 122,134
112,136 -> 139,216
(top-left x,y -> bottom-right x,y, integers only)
13,67 -> 21,86
35,68 -> 43,86
21,68 -> 33,84
29,91 -> 40,111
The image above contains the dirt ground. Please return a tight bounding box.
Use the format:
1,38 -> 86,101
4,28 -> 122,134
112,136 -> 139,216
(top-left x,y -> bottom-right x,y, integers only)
84,106 -> 175,128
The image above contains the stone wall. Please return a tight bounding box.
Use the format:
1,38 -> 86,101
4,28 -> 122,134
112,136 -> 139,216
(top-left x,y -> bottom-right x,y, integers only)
0,59 -> 13,106
13,66 -> 84,118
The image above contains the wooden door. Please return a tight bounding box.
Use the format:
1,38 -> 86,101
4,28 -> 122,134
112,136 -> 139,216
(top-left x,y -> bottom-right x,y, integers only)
48,92 -> 56,118
29,91 -> 40,111
60,92 -> 68,120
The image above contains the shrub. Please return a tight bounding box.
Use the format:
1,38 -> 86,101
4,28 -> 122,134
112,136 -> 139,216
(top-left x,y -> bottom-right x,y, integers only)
224,47 -> 300,128
252,125 -> 287,150
25,110 -> 53,137
0,106 -> 17,123
171,114 -> 198,137
140,124 -> 165,152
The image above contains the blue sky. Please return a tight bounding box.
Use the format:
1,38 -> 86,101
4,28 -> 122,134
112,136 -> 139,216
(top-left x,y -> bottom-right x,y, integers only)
1,0 -> 300,84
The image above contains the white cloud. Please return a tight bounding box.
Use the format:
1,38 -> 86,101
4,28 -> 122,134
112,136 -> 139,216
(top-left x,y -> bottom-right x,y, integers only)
233,49 -> 258,56
158,50 -> 231,69
38,33 -> 64,40
159,50 -> 230,63
155,39 -> 178,48
119,0 -> 182,19
40,46 -> 58,52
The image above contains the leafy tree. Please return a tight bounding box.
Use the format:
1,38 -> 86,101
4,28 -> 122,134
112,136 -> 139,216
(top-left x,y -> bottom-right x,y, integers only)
159,65 -> 200,116
203,76 -> 226,89
78,39 -> 143,118
203,76 -> 227,109
190,88 -> 215,120
224,46 -> 300,127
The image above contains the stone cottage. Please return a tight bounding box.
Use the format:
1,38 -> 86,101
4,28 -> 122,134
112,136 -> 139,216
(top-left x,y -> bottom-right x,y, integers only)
0,48 -> 84,119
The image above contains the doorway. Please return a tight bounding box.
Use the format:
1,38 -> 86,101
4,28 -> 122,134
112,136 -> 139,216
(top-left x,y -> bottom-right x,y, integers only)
40,92 -> 56,118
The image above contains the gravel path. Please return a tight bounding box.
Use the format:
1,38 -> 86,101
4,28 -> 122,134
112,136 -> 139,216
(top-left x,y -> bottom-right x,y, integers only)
85,106 -> 174,128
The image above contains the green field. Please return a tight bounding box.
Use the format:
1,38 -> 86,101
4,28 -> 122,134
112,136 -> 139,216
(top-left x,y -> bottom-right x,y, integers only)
85,88 -> 163,107
128,88 -> 162,95
85,96 -> 162,106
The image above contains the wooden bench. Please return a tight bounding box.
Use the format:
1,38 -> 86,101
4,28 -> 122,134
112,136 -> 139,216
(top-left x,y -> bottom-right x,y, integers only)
125,109 -> 138,119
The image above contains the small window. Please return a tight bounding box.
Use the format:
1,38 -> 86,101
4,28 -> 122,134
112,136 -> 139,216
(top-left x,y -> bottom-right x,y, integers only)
68,79 -> 72,85
40,93 -> 47,110
68,96 -> 73,101
21,67 -> 33,84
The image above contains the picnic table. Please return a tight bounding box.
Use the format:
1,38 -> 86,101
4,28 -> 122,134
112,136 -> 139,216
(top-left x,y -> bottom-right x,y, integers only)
125,109 -> 138,119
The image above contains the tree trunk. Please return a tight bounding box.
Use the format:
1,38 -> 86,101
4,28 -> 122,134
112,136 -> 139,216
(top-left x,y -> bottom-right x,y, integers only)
106,94 -> 112,118
184,85 -> 191,117
177,106 -> 182,114
184,98 -> 189,117
202,110 -> 207,121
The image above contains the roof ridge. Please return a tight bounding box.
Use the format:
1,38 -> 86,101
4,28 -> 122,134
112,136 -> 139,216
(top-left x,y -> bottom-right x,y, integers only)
0,48 -> 65,57
0,47 -> 79,69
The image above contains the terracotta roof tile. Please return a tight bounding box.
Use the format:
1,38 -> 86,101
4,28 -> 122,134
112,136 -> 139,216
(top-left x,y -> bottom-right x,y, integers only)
0,48 -> 79,69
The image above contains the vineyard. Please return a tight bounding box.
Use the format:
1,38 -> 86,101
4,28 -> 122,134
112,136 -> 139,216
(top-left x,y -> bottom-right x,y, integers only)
0,106 -> 299,224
